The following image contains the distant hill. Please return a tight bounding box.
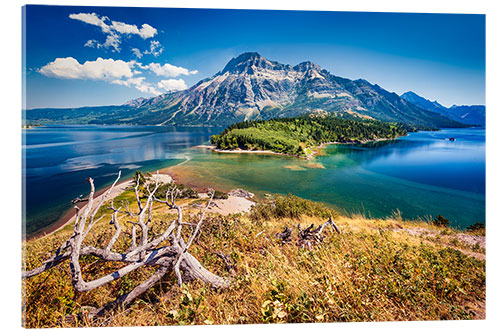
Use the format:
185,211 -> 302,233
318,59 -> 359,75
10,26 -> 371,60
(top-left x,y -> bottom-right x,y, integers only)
401,91 -> 485,126
25,52 -> 465,128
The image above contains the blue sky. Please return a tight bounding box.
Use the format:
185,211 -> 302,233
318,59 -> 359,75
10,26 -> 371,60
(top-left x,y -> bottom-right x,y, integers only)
23,5 -> 485,109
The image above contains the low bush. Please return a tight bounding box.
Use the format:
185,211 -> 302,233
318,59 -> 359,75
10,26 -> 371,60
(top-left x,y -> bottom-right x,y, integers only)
212,190 -> 229,200
432,215 -> 450,228
250,194 -> 336,221
467,222 -> 485,234
148,182 -> 199,199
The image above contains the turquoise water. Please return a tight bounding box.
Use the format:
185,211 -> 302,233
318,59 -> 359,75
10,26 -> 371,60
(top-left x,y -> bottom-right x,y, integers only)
23,126 -> 485,235
170,128 -> 485,229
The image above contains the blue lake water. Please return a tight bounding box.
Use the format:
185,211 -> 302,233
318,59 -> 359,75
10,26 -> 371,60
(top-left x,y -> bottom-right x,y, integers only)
22,126 -> 485,235
22,125 -> 222,235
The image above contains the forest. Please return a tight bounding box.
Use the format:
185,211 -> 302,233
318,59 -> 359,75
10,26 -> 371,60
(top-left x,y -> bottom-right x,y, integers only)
210,114 -> 408,155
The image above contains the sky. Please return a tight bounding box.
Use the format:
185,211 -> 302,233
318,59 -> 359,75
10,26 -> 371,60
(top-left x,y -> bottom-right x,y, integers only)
23,5 -> 485,109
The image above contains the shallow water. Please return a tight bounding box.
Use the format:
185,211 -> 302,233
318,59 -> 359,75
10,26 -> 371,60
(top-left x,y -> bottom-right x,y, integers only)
169,128 -> 485,229
23,126 -> 485,234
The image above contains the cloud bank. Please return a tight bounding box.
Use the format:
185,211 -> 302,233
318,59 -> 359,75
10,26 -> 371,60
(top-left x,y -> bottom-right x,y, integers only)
38,57 -> 134,80
39,57 -> 196,94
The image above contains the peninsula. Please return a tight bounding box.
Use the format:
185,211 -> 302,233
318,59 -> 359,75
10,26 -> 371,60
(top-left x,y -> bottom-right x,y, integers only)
210,114 -> 408,157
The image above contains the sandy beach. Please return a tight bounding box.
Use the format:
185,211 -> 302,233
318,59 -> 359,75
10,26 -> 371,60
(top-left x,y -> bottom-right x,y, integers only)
198,192 -> 255,215
195,145 -> 288,156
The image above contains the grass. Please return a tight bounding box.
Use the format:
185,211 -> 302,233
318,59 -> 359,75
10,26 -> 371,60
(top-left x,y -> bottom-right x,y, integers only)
22,192 -> 485,327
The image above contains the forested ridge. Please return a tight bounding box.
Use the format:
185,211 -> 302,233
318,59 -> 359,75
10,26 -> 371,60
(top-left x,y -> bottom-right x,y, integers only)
210,115 -> 408,156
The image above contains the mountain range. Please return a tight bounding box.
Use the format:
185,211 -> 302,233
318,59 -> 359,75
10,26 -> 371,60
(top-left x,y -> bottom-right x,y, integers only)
25,52 -> 475,128
400,91 -> 485,126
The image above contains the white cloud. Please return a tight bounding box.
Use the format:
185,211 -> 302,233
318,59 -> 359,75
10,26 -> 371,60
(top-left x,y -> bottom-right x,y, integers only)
144,40 -> 163,57
84,39 -> 100,48
157,79 -> 188,92
131,41 -> 163,58
69,13 -> 111,34
70,12 -> 158,52
112,77 -> 162,95
102,34 -> 121,52
110,21 -> 140,35
38,56 -> 193,96
131,48 -> 143,58
38,57 -> 134,80
137,24 -> 157,39
145,63 -> 198,77
111,77 -> 145,87
110,21 -> 157,39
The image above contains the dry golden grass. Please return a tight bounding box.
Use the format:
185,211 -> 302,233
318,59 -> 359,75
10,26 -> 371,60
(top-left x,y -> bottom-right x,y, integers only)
22,192 -> 485,328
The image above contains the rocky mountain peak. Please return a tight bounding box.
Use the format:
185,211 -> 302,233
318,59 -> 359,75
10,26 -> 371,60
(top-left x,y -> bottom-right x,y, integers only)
293,61 -> 323,73
401,91 -> 418,99
221,52 -> 287,74
94,52 -> 465,128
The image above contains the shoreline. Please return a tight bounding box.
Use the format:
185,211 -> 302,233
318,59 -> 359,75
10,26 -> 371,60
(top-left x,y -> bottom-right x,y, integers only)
197,135 -> 403,160
26,178 -> 135,241
26,168 -> 255,241
196,145 -> 288,157
27,173 -> 170,241
27,167 -> 486,261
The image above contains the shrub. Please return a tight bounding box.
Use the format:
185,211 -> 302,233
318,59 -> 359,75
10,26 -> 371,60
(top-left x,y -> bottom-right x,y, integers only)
133,170 -> 151,187
212,190 -> 228,200
181,187 -> 199,199
149,182 -> 199,199
250,194 -> 336,221
467,222 -> 485,233
432,215 -> 450,228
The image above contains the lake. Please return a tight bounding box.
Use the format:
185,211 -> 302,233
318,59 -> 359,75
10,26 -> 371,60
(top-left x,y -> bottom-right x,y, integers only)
23,126 -> 485,235
22,125 -> 222,235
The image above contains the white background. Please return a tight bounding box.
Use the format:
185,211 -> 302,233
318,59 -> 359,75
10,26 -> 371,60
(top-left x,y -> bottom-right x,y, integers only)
2,0 -> 498,332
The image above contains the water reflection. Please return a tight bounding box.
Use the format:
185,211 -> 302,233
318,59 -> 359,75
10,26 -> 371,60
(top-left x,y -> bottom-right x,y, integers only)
23,125 -> 222,235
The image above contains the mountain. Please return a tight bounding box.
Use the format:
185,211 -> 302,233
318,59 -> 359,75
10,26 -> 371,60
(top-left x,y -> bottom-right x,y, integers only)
400,91 -> 448,115
401,91 -> 485,126
447,105 -> 486,126
26,52 -> 464,128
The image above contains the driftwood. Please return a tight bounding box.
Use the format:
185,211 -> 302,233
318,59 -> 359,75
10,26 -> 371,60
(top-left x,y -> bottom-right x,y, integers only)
275,226 -> 292,245
23,171 -> 229,319
228,188 -> 254,199
276,216 -> 341,249
71,194 -> 88,204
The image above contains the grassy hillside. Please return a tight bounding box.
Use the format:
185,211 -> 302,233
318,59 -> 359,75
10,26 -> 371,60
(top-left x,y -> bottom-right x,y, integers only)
22,189 -> 485,327
210,115 -> 407,156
